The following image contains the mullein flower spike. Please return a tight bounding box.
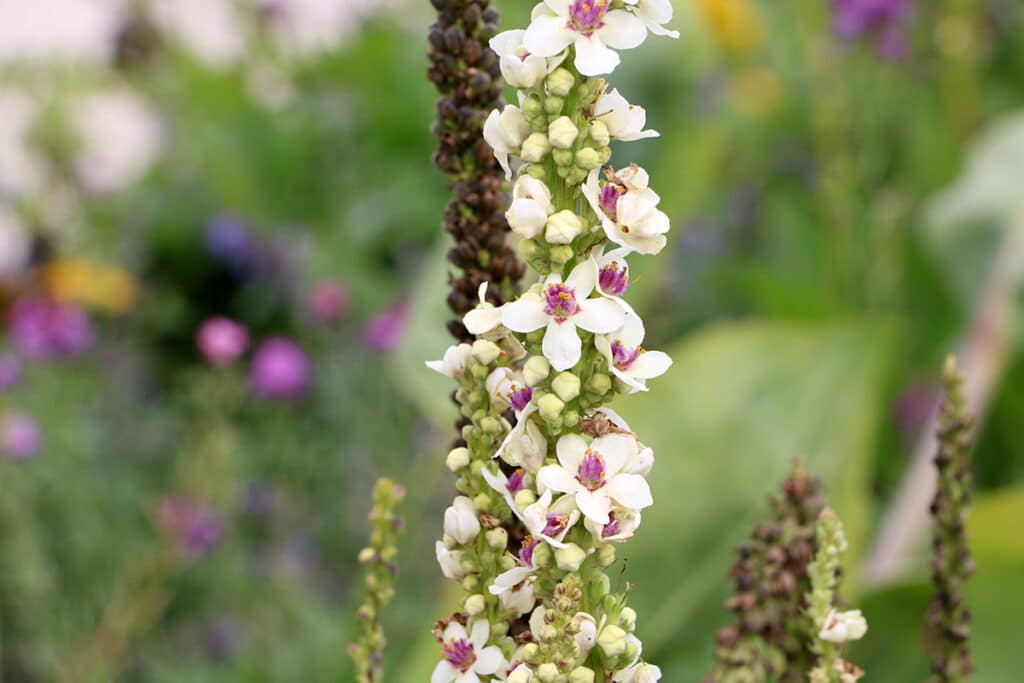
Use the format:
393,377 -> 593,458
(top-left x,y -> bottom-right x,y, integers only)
926,356 -> 975,683
805,509 -> 866,683
427,2 -> 678,679
349,478 -> 406,683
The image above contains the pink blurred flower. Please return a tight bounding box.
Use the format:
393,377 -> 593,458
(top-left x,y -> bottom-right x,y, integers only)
249,336 -> 311,399
363,300 -> 408,352
2,411 -> 41,460
307,279 -> 351,323
157,495 -> 223,556
196,316 -> 250,367
8,296 -> 93,359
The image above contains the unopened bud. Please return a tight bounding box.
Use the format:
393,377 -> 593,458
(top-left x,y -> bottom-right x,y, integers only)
589,120 -> 610,146
521,133 -> 552,163
485,527 -> 508,550
546,68 -> 575,96
524,355 -> 551,386
545,210 -> 583,244
569,666 -> 596,683
537,662 -> 559,682
619,607 -> 637,632
538,393 -> 565,422
552,372 -> 581,402
464,593 -> 486,616
555,543 -> 587,572
548,116 -> 579,149
472,339 -> 501,365
597,624 -> 628,657
576,147 -> 601,170
544,96 -> 564,114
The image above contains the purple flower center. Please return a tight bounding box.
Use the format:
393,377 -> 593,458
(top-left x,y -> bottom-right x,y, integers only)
603,512 -> 622,538
568,0 -> 608,35
509,385 -> 534,413
599,184 -> 620,219
610,340 -> 642,370
543,283 -> 579,322
519,536 -> 538,566
598,261 -> 629,297
576,449 -> 606,491
543,512 -> 570,537
442,638 -> 476,672
507,469 -> 526,495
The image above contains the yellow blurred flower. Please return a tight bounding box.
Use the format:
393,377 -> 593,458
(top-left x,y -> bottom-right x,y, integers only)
730,66 -> 783,118
695,0 -> 763,56
41,259 -> 139,314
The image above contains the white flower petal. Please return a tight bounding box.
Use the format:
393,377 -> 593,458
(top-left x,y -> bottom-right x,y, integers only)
576,489 -> 612,525
575,298 -> 626,334
556,433 -> 589,472
565,259 -> 598,297
598,10 -> 647,50
524,14 -> 576,57
474,646 -> 507,675
470,619 -> 491,648
543,319 -> 582,371
629,350 -> 673,379
432,660 -> 457,683
606,473 -> 653,510
503,299 -> 549,333
573,34 -> 620,76
594,433 -> 634,476
538,464 -> 580,494
489,29 -> 526,56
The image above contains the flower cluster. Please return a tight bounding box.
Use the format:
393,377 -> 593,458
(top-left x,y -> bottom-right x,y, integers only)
428,3 -> 677,679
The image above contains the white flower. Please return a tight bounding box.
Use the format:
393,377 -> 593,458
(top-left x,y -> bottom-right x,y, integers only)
507,176 -> 554,239
483,464 -> 530,515
0,89 -> 45,197
584,505 -> 641,543
426,344 -> 474,380
492,405 -> 549,471
624,0 -> 680,38
487,367 -> 534,411
504,663 -> 534,683
490,30 -> 548,88
595,314 -> 672,392
436,541 -> 466,580
523,0 -> 647,76
432,620 -> 507,683
0,209 -> 31,280
612,163 -> 652,190
490,539 -> 540,616
72,89 -> 165,195
498,577 -> 536,616
574,612 -> 599,655
593,89 -> 659,141
613,662 -> 662,683
819,609 -> 868,643
484,105 -> 531,179
444,496 -> 481,544
521,489 -> 581,547
150,0 -> 246,69
538,433 -> 653,525
464,283 -> 506,335
501,260 -> 625,371
583,168 -> 669,255
0,0 -> 123,67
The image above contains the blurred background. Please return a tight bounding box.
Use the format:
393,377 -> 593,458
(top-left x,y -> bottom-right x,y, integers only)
0,0 -> 1022,681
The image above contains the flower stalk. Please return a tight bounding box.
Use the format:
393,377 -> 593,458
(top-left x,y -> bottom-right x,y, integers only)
349,478 -> 406,683
925,355 -> 975,683
427,2 -> 679,679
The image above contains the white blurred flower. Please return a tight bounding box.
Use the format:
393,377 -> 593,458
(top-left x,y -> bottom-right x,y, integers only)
150,0 -> 246,69
0,209 -> 31,280
0,89 -> 45,197
819,609 -> 868,643
0,0 -> 124,66
72,89 -> 165,195
262,0 -> 373,59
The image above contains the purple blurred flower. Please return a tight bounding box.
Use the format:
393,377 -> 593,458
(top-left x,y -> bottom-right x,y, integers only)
307,279 -> 351,323
363,300 -> 408,352
201,616 -> 244,661
157,495 -> 223,556
205,214 -> 274,278
830,0 -> 914,61
2,411 -> 41,460
249,336 -> 311,399
0,352 -> 22,391
196,316 -> 249,367
8,296 -> 94,360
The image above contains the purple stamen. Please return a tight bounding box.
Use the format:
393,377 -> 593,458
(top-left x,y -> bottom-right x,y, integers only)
543,512 -> 570,537
519,536 -> 538,566
610,340 -> 641,370
543,283 -> 579,322
576,449 -> 606,491
598,261 -> 629,297
509,385 -> 534,413
599,183 -> 620,220
568,0 -> 608,36
442,638 -> 477,672
507,469 -> 526,495
603,512 -> 622,538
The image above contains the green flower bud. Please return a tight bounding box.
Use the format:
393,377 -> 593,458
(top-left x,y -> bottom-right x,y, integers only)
622,642 -> 639,664
524,355 -> 551,386
537,662 -> 559,683
588,373 -> 612,395
597,543 -> 616,567
599,146 -> 612,164
521,642 -> 540,664
597,624 -> 628,657
552,372 -> 581,402
469,460 -> 484,476
472,339 -> 502,365
538,393 -> 565,422
514,488 -> 538,510
544,95 -> 564,115
563,410 -> 580,428
575,147 -> 601,170
486,527 -> 508,550
549,245 -> 574,264
548,116 -> 579,149
569,667 -> 595,683
480,416 -> 503,434
527,164 -> 547,180
521,132 -> 552,163
522,95 -> 543,117
546,67 -> 575,96
552,148 -> 575,167
619,607 -> 637,632
532,542 -> 552,567
465,593 -> 486,616
555,543 -> 587,572
519,237 -> 539,260
473,492 -> 492,513
507,667 -> 533,683
446,447 -> 471,472
545,210 -> 583,245
589,120 -> 611,147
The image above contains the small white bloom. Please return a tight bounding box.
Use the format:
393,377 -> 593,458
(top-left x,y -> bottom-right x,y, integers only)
623,0 -> 680,38
0,0 -> 124,67
593,89 -> 659,141
584,505 -> 641,543
0,89 -> 45,197
501,259 -> 625,371
150,0 -> 246,69
583,168 -> 669,255
487,367 -> 533,410
484,105 -> 531,179
435,541 -> 466,580
432,620 -> 507,683
507,176 -> 554,239
491,29 -> 549,88
444,496 -> 481,545
819,609 -> 868,643
595,314 -> 672,393
613,661 -> 662,683
574,612 -> 599,655
464,282 -> 506,336
521,489 -> 581,548
0,210 -> 31,280
547,116 -> 580,149
523,0 -> 647,76
426,344 -> 474,379
545,210 -> 584,244
538,433 -> 653,526
492,404 -> 548,471
482,464 -> 530,513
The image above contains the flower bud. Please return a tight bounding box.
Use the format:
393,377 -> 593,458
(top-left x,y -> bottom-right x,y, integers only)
480,416 -> 502,434
519,238 -> 539,260
588,373 -> 612,395
507,666 -> 534,683
514,488 -> 537,510
555,543 -> 586,572
532,542 -> 552,567
473,492 -> 492,513
522,95 -> 543,118
546,67 -> 575,96
443,496 -> 480,544
552,148 -> 574,167
527,164 -> 547,180
619,607 -> 637,632
551,372 -> 581,402
524,356 -> 551,386
537,393 -> 565,422
819,609 -> 868,643
588,120 -> 611,147
597,624 -> 628,657
549,245 -> 573,264
575,147 -> 601,170
521,133 -> 552,163
547,116 -> 579,149
545,210 -> 583,245
485,527 -> 508,550
446,447 -> 471,472
544,96 -> 564,114
472,340 -> 502,365
464,593 -> 486,616
569,667 -> 595,683
521,642 -> 540,664
537,663 -> 559,682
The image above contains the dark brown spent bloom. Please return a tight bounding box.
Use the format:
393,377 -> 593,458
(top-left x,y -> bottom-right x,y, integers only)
428,0 -> 525,344
704,462 -> 827,683
925,356 -> 975,682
